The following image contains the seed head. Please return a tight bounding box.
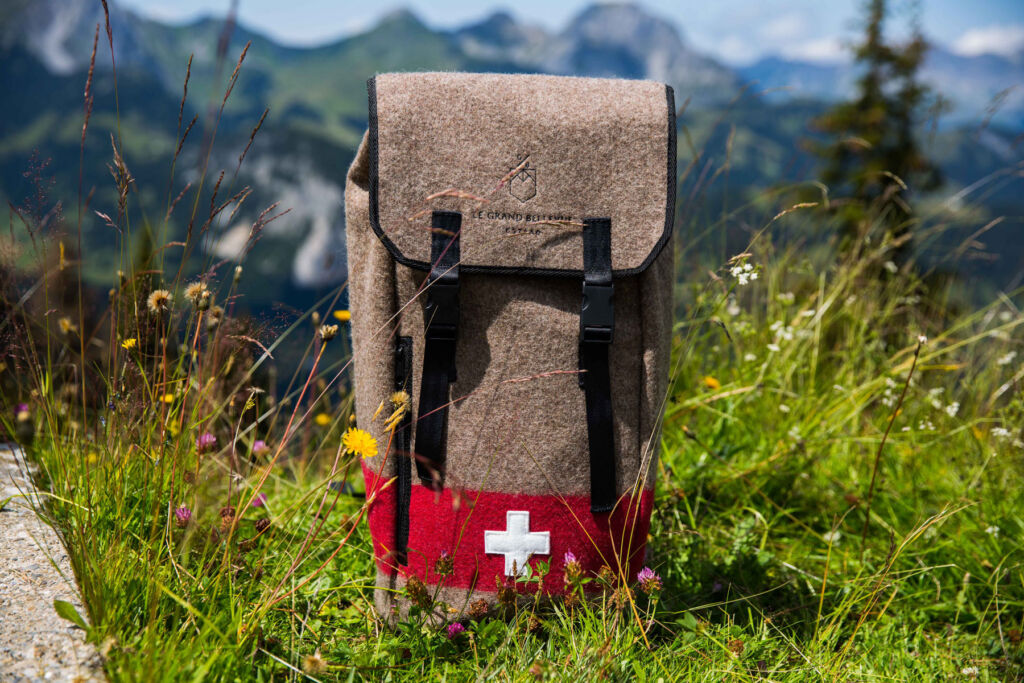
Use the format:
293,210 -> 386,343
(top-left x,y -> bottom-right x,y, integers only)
318,324 -> 338,342
147,289 -> 172,314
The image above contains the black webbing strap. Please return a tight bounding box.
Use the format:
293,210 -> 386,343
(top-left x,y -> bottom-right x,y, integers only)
415,210 -> 461,489
579,217 -> 616,513
393,336 -> 413,565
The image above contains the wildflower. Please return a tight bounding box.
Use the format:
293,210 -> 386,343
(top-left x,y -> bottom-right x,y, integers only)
779,404 -> 790,413
636,566 -> 662,594
985,525 -> 999,537
446,622 -> 465,639
196,432 -> 217,453
823,530 -> 841,545
174,505 -> 192,528
251,492 -> 268,508
468,598 -> 489,619
725,296 -> 740,317
252,439 -> 270,456
744,352 -> 757,362
160,393 -> 174,404
58,316 -> 77,335
407,575 -> 433,610
319,323 -> 339,342
703,376 -> 721,390
766,343 -> 780,353
121,338 -> 138,350
434,550 -> 454,576
332,309 -> 351,322
86,452 -> 98,465
945,402 -> 960,418
301,651 -> 328,675
342,427 -> 378,458
961,665 -> 979,677
997,351 -> 1017,367
991,427 -> 1012,440
206,305 -> 224,330
383,391 -> 411,430
313,412 -> 331,427
729,261 -> 757,286
883,260 -> 898,274
254,518 -> 271,534
563,550 -> 582,584
185,281 -> 209,308
15,403 -> 30,422
147,289 -> 172,314
917,334 -> 928,344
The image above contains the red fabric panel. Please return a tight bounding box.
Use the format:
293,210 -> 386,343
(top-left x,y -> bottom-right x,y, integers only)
362,463 -> 654,594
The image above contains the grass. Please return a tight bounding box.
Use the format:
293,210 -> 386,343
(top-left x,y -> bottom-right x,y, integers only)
2,9 -> 1022,682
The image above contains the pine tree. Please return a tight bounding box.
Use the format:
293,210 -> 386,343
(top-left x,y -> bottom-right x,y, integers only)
813,0 -> 941,265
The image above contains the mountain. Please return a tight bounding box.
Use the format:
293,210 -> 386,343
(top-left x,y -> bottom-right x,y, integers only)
1,0 -> 1022,304
740,46 -> 1024,128
452,4 -> 738,105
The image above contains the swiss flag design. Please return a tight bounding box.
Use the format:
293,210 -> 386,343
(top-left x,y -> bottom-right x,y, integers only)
362,464 -> 653,594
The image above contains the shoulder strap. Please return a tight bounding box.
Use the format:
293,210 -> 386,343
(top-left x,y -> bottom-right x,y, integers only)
414,210 -> 461,489
579,217 -> 617,513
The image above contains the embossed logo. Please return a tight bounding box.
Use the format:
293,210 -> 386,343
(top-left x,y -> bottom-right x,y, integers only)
508,154 -> 537,203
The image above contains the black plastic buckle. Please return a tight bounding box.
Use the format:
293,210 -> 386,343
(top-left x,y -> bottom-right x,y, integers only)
580,282 -> 614,345
424,281 -> 460,341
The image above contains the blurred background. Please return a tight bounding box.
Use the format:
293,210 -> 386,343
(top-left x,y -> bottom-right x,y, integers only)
1,0 -> 1021,315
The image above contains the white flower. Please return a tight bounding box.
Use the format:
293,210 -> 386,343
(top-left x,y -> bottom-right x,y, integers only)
928,387 -> 944,396
991,427 -> 1012,440
985,525 -> 1000,537
767,343 -> 780,353
770,320 -> 784,332
917,420 -> 935,431
996,351 -> 1017,366
832,384 -> 845,392
917,334 -> 927,344
777,292 -> 795,304
779,404 -> 790,413
726,296 -> 740,317
883,261 -> 898,274
960,665 -> 979,677
823,530 -> 841,545
788,425 -> 801,440
743,352 -> 757,362
945,402 -> 960,418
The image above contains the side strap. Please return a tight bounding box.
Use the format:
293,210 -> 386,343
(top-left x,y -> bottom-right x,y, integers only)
414,210 -> 461,489
393,336 -> 413,565
579,217 -> 616,513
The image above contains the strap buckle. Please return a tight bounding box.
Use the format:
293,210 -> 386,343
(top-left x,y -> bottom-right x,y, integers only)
424,281 -> 459,341
580,282 -> 614,345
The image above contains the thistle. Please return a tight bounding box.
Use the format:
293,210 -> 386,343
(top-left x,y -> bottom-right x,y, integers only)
174,505 -> 192,528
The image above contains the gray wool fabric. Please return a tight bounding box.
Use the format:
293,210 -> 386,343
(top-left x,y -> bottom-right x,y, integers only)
345,72 -> 675,620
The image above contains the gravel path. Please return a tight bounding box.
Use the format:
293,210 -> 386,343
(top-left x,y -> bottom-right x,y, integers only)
0,444 -> 104,682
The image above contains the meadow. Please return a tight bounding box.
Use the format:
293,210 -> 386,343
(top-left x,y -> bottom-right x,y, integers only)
1,14 -> 1022,683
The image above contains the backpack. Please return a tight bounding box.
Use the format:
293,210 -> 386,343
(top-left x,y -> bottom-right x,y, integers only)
345,72 -> 676,620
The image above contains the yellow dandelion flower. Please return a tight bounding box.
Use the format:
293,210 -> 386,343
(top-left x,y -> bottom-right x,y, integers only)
58,316 -> 77,335
147,289 -> 172,314
703,376 -> 721,390
314,412 -> 331,427
332,309 -> 351,322
121,338 -> 138,350
342,427 -> 378,459
160,393 -> 175,404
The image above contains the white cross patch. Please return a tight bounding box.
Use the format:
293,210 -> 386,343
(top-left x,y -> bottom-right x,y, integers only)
484,510 -> 550,577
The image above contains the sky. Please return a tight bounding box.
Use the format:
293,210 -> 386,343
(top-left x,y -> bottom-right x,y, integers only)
118,0 -> 1024,66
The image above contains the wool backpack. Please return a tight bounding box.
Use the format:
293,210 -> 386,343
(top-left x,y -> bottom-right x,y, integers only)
345,72 -> 676,620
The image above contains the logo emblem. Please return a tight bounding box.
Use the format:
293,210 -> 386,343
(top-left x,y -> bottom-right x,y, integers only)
484,510 -> 550,577
508,155 -> 537,203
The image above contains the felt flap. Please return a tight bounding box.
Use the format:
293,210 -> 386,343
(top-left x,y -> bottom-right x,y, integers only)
368,72 -> 676,277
